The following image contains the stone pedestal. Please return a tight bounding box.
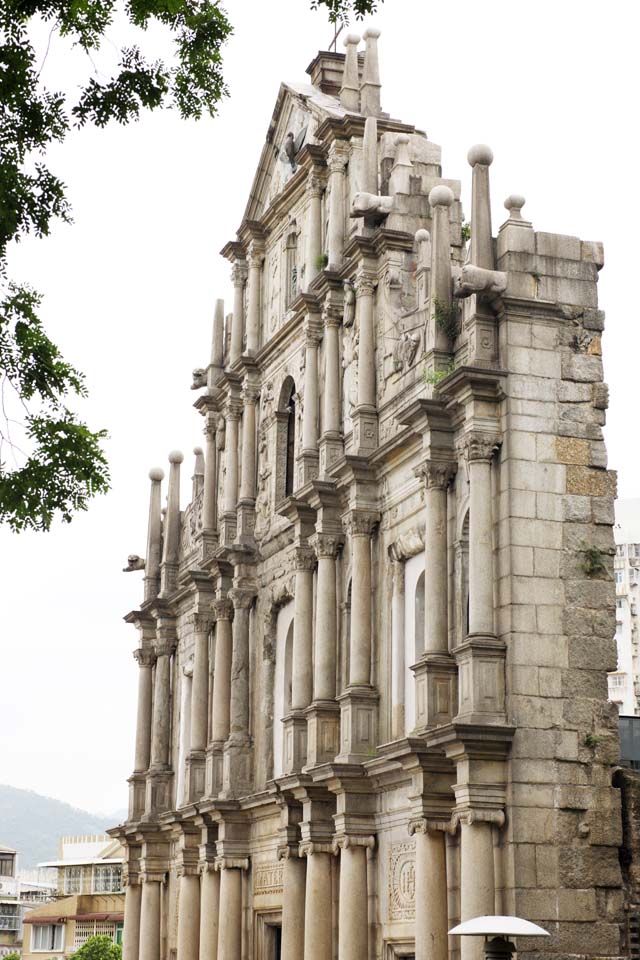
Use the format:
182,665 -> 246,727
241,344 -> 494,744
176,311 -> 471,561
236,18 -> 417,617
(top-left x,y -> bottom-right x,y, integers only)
144,769 -> 173,818
412,654 -> 458,730
221,739 -> 253,799
128,773 -> 146,821
336,686 -> 378,763
304,700 -> 340,768
282,712 -> 308,775
453,634 -> 506,724
185,752 -> 206,803
350,406 -> 378,455
219,512 -> 237,547
236,500 -> 256,544
205,745 -> 224,799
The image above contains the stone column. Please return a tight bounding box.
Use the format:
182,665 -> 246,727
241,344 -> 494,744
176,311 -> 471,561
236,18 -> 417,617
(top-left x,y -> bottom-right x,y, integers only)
300,843 -> 333,960
300,323 -> 321,481
238,385 -> 259,542
150,637 -> 175,770
177,873 -> 200,960
280,849 -> 306,960
283,546 -> 315,773
199,867 -> 220,960
412,461 -> 457,730
138,879 -> 161,960
409,820 -> 448,960
468,144 -> 494,271
305,175 -> 324,288
246,241 -> 264,356
466,435 -> 497,637
123,882 -> 141,960
133,648 -> 155,774
459,816 -> 498,960
209,599 -> 233,796
312,536 -> 340,703
389,556 -> 405,739
360,28 -> 381,117
335,837 -> 372,960
144,468 -> 164,601
202,413 -> 219,535
351,273 -> 378,455
361,116 -> 378,195
339,32 -> 360,112
208,299 -> 225,387
230,261 -> 247,366
220,404 -> 240,546
186,615 -> 210,802
327,145 -> 348,271
320,305 -> 342,472
160,451 -> 183,597
216,863 -> 244,960
222,589 -> 254,796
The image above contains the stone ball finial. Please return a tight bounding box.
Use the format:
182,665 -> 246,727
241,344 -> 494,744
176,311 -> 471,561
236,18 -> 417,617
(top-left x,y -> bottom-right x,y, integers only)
363,27 -> 381,39
193,446 -> 203,456
343,32 -> 361,46
415,228 -> 430,242
149,467 -> 165,482
168,450 -> 184,464
395,134 -> 410,145
467,143 -> 494,167
504,194 -> 526,219
428,185 -> 454,207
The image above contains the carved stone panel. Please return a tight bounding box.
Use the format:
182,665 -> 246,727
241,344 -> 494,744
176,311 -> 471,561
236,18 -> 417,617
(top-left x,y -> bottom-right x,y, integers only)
253,860 -> 284,896
388,839 -> 416,921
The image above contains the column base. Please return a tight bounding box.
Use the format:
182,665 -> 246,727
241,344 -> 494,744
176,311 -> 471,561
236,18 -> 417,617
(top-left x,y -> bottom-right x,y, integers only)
128,773 -> 146,821
282,711 -> 308,774
350,407 -> 378,456
220,739 -> 253,798
453,634 -> 506,724
206,743 -> 224,797
143,769 -> 173,817
185,752 -> 206,804
219,512 -> 237,547
297,451 -> 319,488
236,500 -> 256,545
336,686 -> 379,763
304,700 -> 340,769
411,654 -> 458,732
319,434 -> 344,475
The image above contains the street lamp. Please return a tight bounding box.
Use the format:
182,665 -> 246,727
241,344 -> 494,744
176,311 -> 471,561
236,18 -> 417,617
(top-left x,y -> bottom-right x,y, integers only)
449,916 -> 550,960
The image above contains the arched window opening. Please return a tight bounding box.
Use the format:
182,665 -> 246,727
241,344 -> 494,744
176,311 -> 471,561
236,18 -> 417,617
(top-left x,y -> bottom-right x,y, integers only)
285,383 -> 296,497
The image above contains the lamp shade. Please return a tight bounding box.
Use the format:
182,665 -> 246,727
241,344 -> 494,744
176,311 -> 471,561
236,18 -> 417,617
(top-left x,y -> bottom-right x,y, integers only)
449,916 -> 550,938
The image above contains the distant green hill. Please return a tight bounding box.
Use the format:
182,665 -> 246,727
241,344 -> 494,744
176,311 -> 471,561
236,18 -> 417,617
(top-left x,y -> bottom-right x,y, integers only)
0,785 -> 125,867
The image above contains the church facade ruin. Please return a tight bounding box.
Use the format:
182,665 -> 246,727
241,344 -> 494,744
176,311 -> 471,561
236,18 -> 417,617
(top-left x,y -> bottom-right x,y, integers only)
111,31 -> 629,960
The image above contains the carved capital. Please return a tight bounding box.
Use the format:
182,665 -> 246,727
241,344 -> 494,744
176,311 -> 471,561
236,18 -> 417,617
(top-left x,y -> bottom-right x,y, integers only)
354,273 -> 376,298
214,856 -> 249,872
213,598 -> 233,621
332,834 -> 375,853
189,613 -> 213,634
155,640 -> 176,658
309,533 -> 343,558
294,545 -> 316,572
304,319 -> 323,346
242,384 -> 260,405
463,433 -> 501,463
299,841 -> 334,858
134,647 -> 156,668
276,844 -> 300,861
231,261 -> 248,287
342,510 -> 378,537
307,174 -> 324,198
452,808 -> 506,829
247,239 -> 265,265
408,817 -> 456,836
225,400 -> 242,422
229,587 -> 257,610
328,151 -> 348,175
415,460 -> 457,490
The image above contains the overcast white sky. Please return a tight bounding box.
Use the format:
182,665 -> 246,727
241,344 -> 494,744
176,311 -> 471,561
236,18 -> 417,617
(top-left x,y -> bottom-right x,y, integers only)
0,0 -> 638,816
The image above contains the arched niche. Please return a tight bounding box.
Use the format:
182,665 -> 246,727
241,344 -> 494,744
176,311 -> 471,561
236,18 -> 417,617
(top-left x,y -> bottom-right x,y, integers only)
274,376 -> 296,504
273,599 -> 295,778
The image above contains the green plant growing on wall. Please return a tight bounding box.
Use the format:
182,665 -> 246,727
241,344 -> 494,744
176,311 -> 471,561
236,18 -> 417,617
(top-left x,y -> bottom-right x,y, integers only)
579,543 -> 607,577
314,253 -> 329,272
433,297 -> 460,341
584,733 -> 602,749
461,221 -> 471,243
423,362 -> 455,387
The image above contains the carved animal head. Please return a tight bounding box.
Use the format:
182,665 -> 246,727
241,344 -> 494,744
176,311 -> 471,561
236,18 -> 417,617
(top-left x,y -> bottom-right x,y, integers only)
191,368 -> 207,390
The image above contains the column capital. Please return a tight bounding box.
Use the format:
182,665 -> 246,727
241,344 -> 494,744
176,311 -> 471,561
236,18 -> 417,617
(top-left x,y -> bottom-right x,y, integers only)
327,143 -> 349,172
204,410 -> 222,436
408,816 -> 456,836
188,612 -> 213,634
229,587 -> 256,610
307,173 -> 325,198
277,843 -> 301,861
309,532 -> 343,558
155,639 -> 176,658
247,240 -> 265,265
231,260 -> 248,286
354,272 -> 376,298
213,597 -> 234,620
134,647 -> 156,668
452,808 -> 505,829
303,317 -> 323,345
241,383 -> 260,405
294,545 -> 317,571
415,459 -> 457,490
299,841 -> 334,857
332,834 -> 375,852
322,302 -> 342,328
462,432 -> 501,463
225,399 -> 243,422
342,510 -> 379,537
214,856 -> 249,871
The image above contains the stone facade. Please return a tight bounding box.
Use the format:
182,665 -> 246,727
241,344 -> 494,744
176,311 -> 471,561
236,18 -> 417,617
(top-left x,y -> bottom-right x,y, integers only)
111,32 -> 629,960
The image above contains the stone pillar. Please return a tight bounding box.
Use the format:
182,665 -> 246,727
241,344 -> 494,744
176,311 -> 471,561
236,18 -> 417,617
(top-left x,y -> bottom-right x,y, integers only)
468,144 -> 494,270
138,880 -> 161,960
411,461 -> 457,730
409,820 -> 448,960
209,599 -> 233,796
199,867 -> 220,960
144,468 -> 164,601
319,302 -> 343,473
352,273 -> 378,455
360,28 -> 382,117
246,241 -> 264,356
159,451 -> 183,597
428,184 -> 454,323
280,850 -> 306,960
123,882 -> 141,960
300,843 -> 333,960
459,816 -> 497,960
466,435 -> 497,637
389,556 -> 405,739
238,385 -> 259,542
177,873 -> 200,960
216,863 -> 243,960
283,546 -> 315,773
186,615 -> 210,802
305,175 -> 324,288
220,404 -> 240,546
230,261 -> 247,366
389,134 -> 412,196
133,648 -> 155,773
327,145 -> 348,271
208,299 -> 225,388
339,32 -> 360,112
335,837 -> 372,960
150,638 -> 175,770
202,413 -> 219,535
361,116 -> 378,195
415,229 -> 431,310
298,318 -> 321,485
222,589 -> 254,796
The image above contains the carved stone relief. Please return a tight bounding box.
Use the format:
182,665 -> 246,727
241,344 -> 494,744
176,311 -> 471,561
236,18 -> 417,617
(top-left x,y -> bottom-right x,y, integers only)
388,839 -> 416,921
253,860 -> 283,896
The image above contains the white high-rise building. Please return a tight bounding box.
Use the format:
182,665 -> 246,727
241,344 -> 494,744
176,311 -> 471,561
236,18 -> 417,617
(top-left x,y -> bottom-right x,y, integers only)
611,499 -> 640,715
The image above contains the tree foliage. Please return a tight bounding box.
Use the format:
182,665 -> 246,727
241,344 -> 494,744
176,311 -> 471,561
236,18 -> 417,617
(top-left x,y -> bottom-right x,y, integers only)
70,935 -> 122,960
0,0 -> 378,531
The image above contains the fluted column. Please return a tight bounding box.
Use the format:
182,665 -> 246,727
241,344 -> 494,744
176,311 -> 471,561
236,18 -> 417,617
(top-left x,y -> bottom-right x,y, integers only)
355,272 -> 376,409
246,241 -> 264,356
335,837 -> 372,960
123,882 -> 141,960
138,880 -> 161,960
160,451 -> 183,597
327,145 -> 348,271
230,261 -> 247,366
133,648 -> 155,773
222,589 -> 254,797
144,468 -> 164,601
305,175 -> 324,288
177,873 -> 200,960
199,867 -> 220,960
216,864 -> 243,960
409,820 -> 448,960
339,32 -> 360,111
280,850 -> 306,960
466,435 -> 498,637
301,843 -> 333,960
